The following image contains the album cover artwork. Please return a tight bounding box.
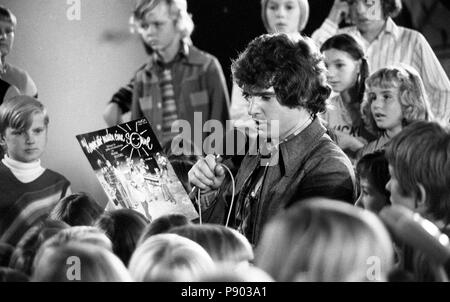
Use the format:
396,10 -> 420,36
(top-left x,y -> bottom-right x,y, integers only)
76,118 -> 199,221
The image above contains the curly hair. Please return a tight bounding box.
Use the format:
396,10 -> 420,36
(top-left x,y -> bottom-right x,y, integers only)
232,33 -> 331,115
363,65 -> 433,133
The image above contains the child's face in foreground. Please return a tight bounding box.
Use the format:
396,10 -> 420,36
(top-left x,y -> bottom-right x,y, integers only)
2,112 -> 47,163
356,177 -> 387,213
368,85 -> 403,134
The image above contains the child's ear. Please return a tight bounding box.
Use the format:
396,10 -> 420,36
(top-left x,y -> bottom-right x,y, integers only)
415,183 -> 427,212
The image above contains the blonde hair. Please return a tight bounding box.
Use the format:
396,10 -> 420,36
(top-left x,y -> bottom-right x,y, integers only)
130,0 -> 194,39
261,0 -> 310,33
0,96 -> 49,136
32,243 -> 131,282
168,224 -> 254,266
128,233 -> 214,282
363,65 -> 434,133
39,226 -> 113,251
256,198 -> 394,281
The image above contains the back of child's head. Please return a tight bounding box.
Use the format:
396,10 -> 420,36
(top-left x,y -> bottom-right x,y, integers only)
32,242 -> 132,282
168,224 -> 254,266
256,198 -> 394,281
355,150 -> 391,212
138,213 -> 190,245
95,209 -> 149,265
0,96 -> 49,136
0,5 -> 16,26
321,33 -> 369,102
364,65 -> 433,132
49,192 -> 103,226
129,233 -> 215,282
385,121 -> 450,224
9,220 -> 69,276
41,226 -> 113,253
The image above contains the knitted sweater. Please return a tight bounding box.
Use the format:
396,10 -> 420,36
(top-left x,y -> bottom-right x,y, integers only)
0,161 -> 70,246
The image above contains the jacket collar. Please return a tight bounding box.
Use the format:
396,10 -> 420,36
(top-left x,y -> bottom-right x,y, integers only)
145,40 -> 205,73
383,17 -> 400,40
278,117 -> 327,177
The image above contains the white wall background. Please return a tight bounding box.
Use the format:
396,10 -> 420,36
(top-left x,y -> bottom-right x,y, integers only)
1,0 -> 147,207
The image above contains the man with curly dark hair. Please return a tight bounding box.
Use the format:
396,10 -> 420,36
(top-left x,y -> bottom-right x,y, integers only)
189,33 -> 355,245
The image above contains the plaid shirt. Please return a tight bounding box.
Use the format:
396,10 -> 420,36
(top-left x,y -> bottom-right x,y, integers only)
125,43 -> 230,145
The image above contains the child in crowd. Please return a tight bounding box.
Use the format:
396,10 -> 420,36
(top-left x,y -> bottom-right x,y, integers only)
385,121 -> 450,233
0,6 -> 38,98
138,213 -> 190,245
32,242 -> 131,282
0,96 -> 71,246
95,209 -> 149,265
355,150 -> 390,213
359,65 -> 433,157
168,223 -> 254,268
9,220 -> 69,276
321,34 -> 375,160
384,121 -> 450,281
49,192 -> 103,227
129,233 -> 215,282
256,198 -> 394,281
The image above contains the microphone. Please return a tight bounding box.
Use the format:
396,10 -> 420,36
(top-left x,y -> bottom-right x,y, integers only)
189,154 -> 224,200
379,205 -> 450,270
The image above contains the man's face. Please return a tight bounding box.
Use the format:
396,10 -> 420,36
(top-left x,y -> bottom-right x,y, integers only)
0,20 -> 14,57
137,2 -> 181,57
347,0 -> 384,33
244,87 -> 294,140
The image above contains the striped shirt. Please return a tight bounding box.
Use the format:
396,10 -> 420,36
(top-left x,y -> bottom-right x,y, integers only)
0,162 -> 71,246
312,18 -> 450,122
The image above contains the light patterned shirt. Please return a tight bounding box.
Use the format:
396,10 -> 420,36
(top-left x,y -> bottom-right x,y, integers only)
312,18 -> 450,122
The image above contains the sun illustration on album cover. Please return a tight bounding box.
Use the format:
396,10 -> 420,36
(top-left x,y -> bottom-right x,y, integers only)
76,118 -> 198,221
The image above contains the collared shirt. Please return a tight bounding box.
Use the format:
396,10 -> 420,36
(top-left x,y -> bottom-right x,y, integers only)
111,42 -> 230,145
312,18 -> 450,122
202,117 -> 356,245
